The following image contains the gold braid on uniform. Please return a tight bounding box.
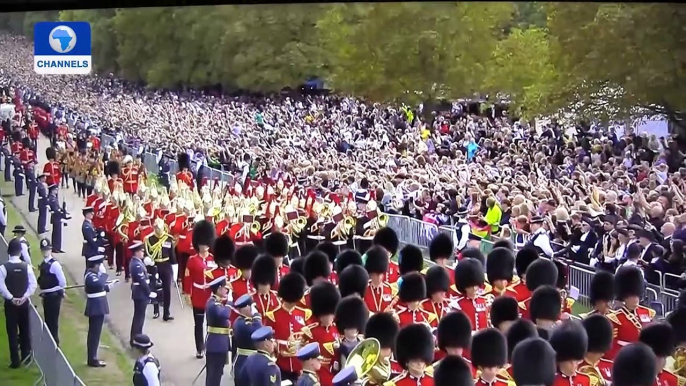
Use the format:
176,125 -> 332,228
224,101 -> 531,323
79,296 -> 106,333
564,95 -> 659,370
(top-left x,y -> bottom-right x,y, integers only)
145,233 -> 170,263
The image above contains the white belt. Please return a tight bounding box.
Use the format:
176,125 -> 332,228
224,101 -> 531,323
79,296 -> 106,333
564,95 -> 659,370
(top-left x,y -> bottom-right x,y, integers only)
192,282 -> 206,289
617,340 -> 631,346
41,286 -> 64,293
87,292 -> 107,298
133,280 -> 150,286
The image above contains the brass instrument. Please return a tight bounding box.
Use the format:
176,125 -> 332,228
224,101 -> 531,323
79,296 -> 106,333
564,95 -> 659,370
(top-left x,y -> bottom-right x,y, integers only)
344,338 -> 390,385
667,346 -> 686,382
577,363 -> 607,386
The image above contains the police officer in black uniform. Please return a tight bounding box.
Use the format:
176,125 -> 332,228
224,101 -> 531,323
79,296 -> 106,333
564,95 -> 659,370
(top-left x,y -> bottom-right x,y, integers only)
36,173 -> 48,233
37,238 -> 67,346
10,225 -> 32,263
132,334 -> 161,386
0,238 -> 38,368
26,159 -> 37,212
526,215 -> 555,258
129,241 -> 156,347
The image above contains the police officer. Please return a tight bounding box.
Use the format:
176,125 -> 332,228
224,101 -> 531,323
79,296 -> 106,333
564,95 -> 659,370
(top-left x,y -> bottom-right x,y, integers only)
48,184 -> 67,253
129,241 -> 156,348
526,215 -> 555,258
11,225 -> 32,263
26,159 -> 37,212
232,294 -> 263,385
37,238 -> 66,346
36,173 -> 48,233
1,238 -> 38,368
12,153 -> 24,196
205,271 -> 232,386
0,196 -> 6,236
242,326 -> 282,386
132,334 -> 161,386
82,206 -> 102,259
84,254 -> 117,367
296,342 -> 322,386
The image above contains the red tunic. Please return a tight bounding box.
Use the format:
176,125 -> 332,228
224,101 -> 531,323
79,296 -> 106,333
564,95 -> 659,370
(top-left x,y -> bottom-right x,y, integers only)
176,170 -> 194,190
395,306 -> 437,328
509,281 -> 531,303
254,290 -> 280,318
183,253 -> 216,309
264,305 -> 311,374
107,177 -> 123,193
43,160 -> 61,186
552,372 -> 592,386
85,193 -> 99,209
28,124 -> 39,140
364,282 -> 396,313
387,371 -> 434,386
122,165 -> 139,194
519,297 -> 532,321
229,275 -> 254,301
606,306 -> 655,360
11,142 -> 23,154
475,377 -> 510,386
484,286 -> 518,299
302,322 -> 340,386
578,358 -> 613,384
452,295 -> 489,331
386,260 -> 400,283
19,148 -> 36,166
273,264 -> 290,291
420,299 -> 450,328
330,271 -> 338,286
655,370 -> 680,386
215,219 -> 230,236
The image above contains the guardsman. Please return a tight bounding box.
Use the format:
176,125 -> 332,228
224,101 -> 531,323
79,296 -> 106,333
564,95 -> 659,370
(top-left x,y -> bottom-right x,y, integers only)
230,245 -> 260,301
301,250 -> 332,308
431,311 -> 475,375
302,282 -> 340,385
82,206 -> 103,259
530,286 -> 562,339
106,160 -> 122,194
611,343 -> 659,386
485,247 -> 518,300
337,264 -> 368,299
13,151 -> 24,196
131,334 -> 161,386
242,326 -> 282,386
11,225 -> 32,263
499,319 -> 539,381
37,238 -> 66,346
264,232 -> 291,290
421,266 -> 451,328
251,254 -> 281,317
386,324 -> 435,386
433,355 -> 475,386
371,227 -> 400,284
37,172 -> 48,233
264,272 -> 311,383
364,312 -> 403,378
363,246 -> 396,313
549,321 -> 592,386
639,323 -> 681,386
578,315 -> 614,385
129,241 -> 156,347
84,254 -> 117,367
121,155 -> 139,195
333,295 -> 368,371
395,272 -> 436,328
518,258 -> 558,321
581,271 -> 615,318
511,338 -> 557,386
204,269 -> 232,386
314,242 -> 338,285
427,233 -> 456,286
48,184 -> 68,253
490,296 -> 520,333
183,220 -> 217,359
605,266 -> 654,360
450,258 -> 489,332
232,294 -> 264,386
509,248 -> 539,302
144,218 -> 177,321
26,159 -> 37,212
296,342 -> 323,386
19,137 -> 35,170
666,309 -> 686,383
398,244 -> 425,277
43,146 -> 61,187
471,328 -> 512,386
176,152 -> 194,190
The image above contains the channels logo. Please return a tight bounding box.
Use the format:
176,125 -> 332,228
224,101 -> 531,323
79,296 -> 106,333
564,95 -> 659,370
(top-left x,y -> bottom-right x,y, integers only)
34,21 -> 92,75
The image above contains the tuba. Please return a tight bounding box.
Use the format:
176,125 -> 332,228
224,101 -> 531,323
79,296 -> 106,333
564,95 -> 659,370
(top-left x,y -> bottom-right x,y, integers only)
344,338 -> 390,385
577,363 -> 606,386
667,346 -> 686,382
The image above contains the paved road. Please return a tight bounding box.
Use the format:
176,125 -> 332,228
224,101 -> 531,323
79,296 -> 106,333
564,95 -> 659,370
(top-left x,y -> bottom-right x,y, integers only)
11,136 -> 234,386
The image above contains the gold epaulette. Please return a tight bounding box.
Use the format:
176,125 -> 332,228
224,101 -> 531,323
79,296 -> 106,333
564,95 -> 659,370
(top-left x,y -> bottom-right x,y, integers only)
301,323 -> 316,339
322,341 -> 336,355
497,367 -> 512,381
426,311 -> 438,324
483,282 -> 493,294
265,306 -> 280,322
639,305 -> 657,319
389,282 -> 398,294
508,276 -> 521,287
518,301 -> 527,310
606,311 -> 621,325
298,306 -> 312,321
420,267 -> 428,275
566,297 -> 576,310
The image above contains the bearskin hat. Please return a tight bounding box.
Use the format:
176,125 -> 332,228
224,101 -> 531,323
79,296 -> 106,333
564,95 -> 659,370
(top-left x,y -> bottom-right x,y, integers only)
12,131 -> 22,142
429,233 -> 453,262
589,271 -> 615,305
304,251 -> 331,286
265,232 -> 290,257
486,247 -> 515,283
398,244 -> 424,275
553,260 -> 568,289
437,311 -> 472,351
365,312 -> 399,350
310,282 -> 340,318
667,308 -> 686,346
335,296 -> 369,333
506,319 -> 539,361
45,147 -> 57,161
614,266 -> 645,301
398,272 -> 426,303
433,355 -> 474,386
289,257 -> 305,276
461,247 -> 485,265
277,272 -> 306,303
192,220 -> 216,250
21,137 -> 31,150
471,328 -> 507,368
490,296 -> 519,330
525,259 -> 558,292
639,323 -> 676,358
338,265 -> 369,298
454,258 -> 485,293
512,338 -> 557,386
335,249 -> 363,273
492,238 -> 514,251
582,314 -> 613,354
314,241 -> 338,264
234,245 -> 259,270
549,320 -> 588,362
395,324 -> 435,368
372,227 -> 399,255
612,343 -> 658,386
177,152 -> 191,170
250,254 -> 277,287
425,265 -> 450,296
530,285 -> 561,323
106,160 -> 120,177
364,246 -> 389,274
515,248 -> 539,277
213,235 -> 235,267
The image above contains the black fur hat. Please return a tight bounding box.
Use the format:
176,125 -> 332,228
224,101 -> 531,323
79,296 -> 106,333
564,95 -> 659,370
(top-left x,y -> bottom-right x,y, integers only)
277,272 -> 306,303
425,265 -> 450,296
314,241 -> 338,264
490,296 -> 519,330
234,245 -> 259,270
666,308 -> 686,346
395,324 -> 435,368
398,244 -> 424,275
338,265 -> 369,298
512,338 -> 557,386
506,319 -> 539,361
437,311 -> 472,351
177,152 -> 191,170
45,147 -> 56,161
398,272 -> 426,303
553,260 -> 568,289
21,137 -> 30,149
589,271 -> 615,305
515,248 -> 539,277
429,233 -> 454,262
106,160 -> 120,177
192,220 -> 216,250
612,343 -> 658,386
530,285 -> 562,322
335,296 -> 369,332
639,323 -> 676,358
582,314 -> 613,354
365,313 -> 400,350
434,355 -> 475,386
455,258 -> 485,293
265,232 -> 290,257
492,239 -> 514,251
304,251 -> 331,286
471,328 -> 507,368
486,247 -> 515,283
364,246 -> 389,274
549,320 -> 588,362
250,254 -> 277,287
525,259 -> 558,292
335,249 -> 363,273
213,235 -> 235,267
289,257 -> 305,276
461,247 -> 485,265
310,281 -> 340,318
614,266 -> 645,300
372,227 -> 399,255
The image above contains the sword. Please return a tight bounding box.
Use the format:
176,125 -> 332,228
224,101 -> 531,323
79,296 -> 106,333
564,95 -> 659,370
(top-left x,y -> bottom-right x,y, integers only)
173,278 -> 185,310
191,332 -> 210,385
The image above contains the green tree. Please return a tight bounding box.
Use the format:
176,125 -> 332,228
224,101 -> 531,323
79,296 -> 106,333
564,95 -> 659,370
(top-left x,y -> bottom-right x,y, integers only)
22,11 -> 59,39
60,9 -> 119,73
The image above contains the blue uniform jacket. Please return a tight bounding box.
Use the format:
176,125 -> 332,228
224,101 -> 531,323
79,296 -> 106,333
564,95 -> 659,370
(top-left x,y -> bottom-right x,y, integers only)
296,370 -> 320,386
243,351 -> 281,386
129,257 -> 152,301
205,295 -> 231,354
84,270 -> 111,317
82,220 -> 101,258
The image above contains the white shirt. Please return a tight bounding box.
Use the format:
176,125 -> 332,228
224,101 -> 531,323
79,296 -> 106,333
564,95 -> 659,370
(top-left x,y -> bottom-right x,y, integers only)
41,256 -> 67,293
0,199 -> 6,226
454,221 -> 471,251
139,354 -> 160,386
620,260 -> 645,277
532,228 -> 555,258
0,255 -> 38,300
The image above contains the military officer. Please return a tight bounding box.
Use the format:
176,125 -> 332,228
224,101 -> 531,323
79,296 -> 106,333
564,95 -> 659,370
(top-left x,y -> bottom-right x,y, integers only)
432,311 -> 474,373
638,323 -> 681,386
205,270 -> 232,386
82,207 -> 103,259
471,328 -> 510,386
243,326 -> 282,386
518,258 -> 558,321
490,296 -> 520,333
302,281 -> 340,385
331,366 -> 359,386
549,321 -> 592,386
232,294 -> 263,385
611,343 -> 658,386
12,153 -> 24,196
295,342 -> 322,386
450,258 -> 489,331
500,319 -> 539,381
144,218 -> 177,321
84,254 -> 117,367
333,295 -> 369,369
582,271 -> 615,318
386,324 -> 435,386
132,334 -> 161,386
433,355 -> 476,386
510,338 -> 557,386
578,315 -> 614,385
48,184 -> 67,253
26,159 -> 37,212
129,241 -> 156,348
36,173 -> 49,233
